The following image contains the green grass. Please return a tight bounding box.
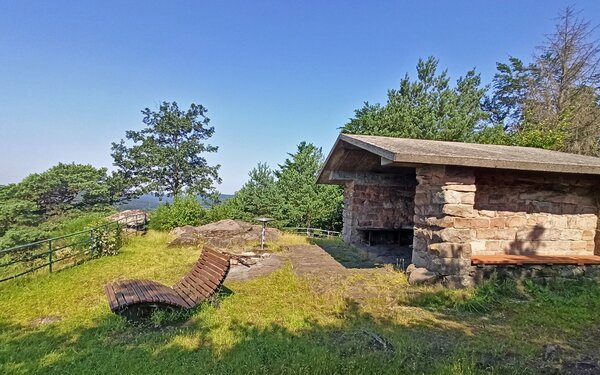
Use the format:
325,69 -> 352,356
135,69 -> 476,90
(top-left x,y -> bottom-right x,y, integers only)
1,232 -> 600,374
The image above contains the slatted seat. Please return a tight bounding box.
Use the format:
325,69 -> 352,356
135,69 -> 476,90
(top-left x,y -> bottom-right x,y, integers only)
104,247 -> 230,319
472,255 -> 600,266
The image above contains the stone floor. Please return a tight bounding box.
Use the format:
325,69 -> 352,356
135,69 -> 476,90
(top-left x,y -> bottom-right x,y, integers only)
226,254 -> 286,281
287,244 -> 349,276
225,242 -> 408,286
285,243 -> 409,303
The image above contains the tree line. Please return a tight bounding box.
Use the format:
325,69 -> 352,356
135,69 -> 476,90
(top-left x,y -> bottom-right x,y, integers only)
344,7 -> 600,156
207,143 -> 343,230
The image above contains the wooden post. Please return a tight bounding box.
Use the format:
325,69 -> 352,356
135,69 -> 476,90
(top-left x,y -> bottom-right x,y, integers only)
48,240 -> 53,273
89,229 -> 94,257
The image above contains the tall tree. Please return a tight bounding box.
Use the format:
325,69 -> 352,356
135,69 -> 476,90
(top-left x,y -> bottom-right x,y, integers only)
111,102 -> 221,199
528,7 -> 600,155
275,142 -> 342,229
15,163 -> 115,216
483,57 -> 533,130
0,163 -> 117,248
484,7 -> 600,154
235,162 -> 280,218
342,57 -> 488,141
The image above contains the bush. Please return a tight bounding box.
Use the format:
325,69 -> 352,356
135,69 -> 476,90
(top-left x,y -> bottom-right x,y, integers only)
149,196 -> 205,231
45,210 -> 115,237
91,224 -> 122,257
0,227 -> 48,249
202,196 -> 247,224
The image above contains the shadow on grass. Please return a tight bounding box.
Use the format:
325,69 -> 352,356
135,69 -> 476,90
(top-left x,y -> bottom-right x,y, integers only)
4,274 -> 600,374
311,238 -> 411,271
0,297 -> 534,375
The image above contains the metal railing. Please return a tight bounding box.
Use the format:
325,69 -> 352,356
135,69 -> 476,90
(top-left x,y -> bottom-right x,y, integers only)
0,213 -> 147,283
286,227 -> 341,238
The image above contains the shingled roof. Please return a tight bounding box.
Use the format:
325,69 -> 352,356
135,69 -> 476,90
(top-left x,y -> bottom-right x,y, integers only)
318,134 -> 600,184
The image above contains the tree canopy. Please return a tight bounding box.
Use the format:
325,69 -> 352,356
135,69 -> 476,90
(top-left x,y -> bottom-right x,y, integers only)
235,162 -> 281,219
344,8 -> 600,156
275,142 -> 342,229
111,101 -> 221,199
483,7 -> 600,154
204,142 -> 343,231
0,163 -> 117,248
342,56 -> 488,142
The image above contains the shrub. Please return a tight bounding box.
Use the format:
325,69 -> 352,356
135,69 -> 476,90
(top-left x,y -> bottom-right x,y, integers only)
91,224 -> 122,257
202,196 -> 247,224
46,210 -> 115,237
0,227 -> 48,250
149,196 -> 205,231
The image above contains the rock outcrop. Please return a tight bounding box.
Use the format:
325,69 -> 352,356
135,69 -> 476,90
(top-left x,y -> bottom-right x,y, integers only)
107,210 -> 148,228
168,219 -> 282,249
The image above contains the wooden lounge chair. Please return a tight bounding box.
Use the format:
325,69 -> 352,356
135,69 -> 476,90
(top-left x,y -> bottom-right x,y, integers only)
104,247 -> 230,320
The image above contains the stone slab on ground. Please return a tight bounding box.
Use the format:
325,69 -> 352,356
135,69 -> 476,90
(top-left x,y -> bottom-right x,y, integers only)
226,254 -> 285,281
287,245 -> 348,276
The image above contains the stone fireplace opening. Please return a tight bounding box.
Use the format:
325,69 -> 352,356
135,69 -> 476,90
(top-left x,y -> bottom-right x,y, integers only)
356,228 -> 413,246
340,166 -> 417,267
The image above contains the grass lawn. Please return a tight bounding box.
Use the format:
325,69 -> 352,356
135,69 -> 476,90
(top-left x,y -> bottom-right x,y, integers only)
1,231 -> 600,374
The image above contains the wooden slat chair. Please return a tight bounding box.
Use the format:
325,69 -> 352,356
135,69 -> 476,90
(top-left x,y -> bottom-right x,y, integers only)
104,247 -> 230,320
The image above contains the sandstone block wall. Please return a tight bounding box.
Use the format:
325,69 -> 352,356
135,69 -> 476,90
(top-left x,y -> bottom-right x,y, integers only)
472,170 -> 599,256
342,173 -> 416,243
410,166 -> 600,286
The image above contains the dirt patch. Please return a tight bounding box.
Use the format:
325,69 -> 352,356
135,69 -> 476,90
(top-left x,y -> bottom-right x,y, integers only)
328,329 -> 395,356
562,359 -> 600,375
547,326 -> 600,375
29,316 -> 62,327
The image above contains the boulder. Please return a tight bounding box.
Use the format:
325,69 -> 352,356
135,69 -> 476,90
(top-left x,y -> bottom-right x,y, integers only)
168,225 -> 203,247
408,267 -> 439,285
405,263 -> 417,275
107,210 -> 148,228
168,219 -> 282,249
169,225 -> 201,238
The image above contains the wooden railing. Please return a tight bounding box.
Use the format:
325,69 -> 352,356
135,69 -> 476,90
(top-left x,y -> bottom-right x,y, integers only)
0,213 -> 147,283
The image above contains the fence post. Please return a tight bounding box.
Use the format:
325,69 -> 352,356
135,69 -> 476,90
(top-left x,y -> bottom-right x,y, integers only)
48,240 -> 53,273
89,229 -> 94,257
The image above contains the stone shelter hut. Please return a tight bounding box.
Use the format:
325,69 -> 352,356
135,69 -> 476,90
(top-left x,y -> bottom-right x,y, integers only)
317,134 -> 600,287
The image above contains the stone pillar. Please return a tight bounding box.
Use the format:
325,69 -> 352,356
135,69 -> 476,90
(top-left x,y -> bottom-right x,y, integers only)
342,181 -> 356,243
411,165 -> 477,287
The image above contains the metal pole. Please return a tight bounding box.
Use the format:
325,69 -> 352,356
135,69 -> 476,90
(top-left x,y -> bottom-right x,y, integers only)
261,222 -> 266,250
48,240 -> 53,273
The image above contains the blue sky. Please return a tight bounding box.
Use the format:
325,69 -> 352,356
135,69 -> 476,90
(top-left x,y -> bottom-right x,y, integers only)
1,1 -> 599,193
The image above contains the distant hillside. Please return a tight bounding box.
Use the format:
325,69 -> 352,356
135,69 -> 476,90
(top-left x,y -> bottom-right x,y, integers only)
117,194 -> 234,211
